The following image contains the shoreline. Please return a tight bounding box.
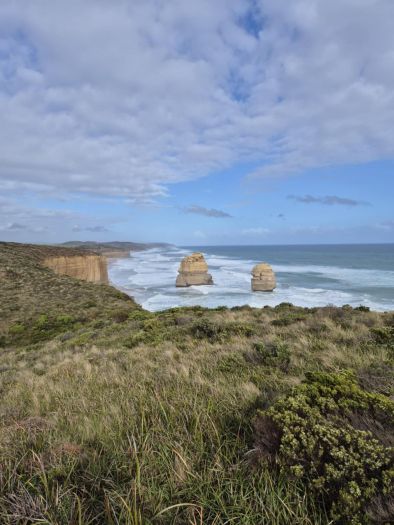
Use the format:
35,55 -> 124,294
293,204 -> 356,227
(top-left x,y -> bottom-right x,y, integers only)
107,245 -> 394,313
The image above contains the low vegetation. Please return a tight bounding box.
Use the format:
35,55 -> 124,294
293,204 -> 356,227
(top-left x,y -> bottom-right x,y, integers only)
254,372 -> 394,524
0,242 -> 393,524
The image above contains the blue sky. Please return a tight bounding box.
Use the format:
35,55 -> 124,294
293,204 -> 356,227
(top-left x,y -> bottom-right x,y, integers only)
0,1 -> 393,245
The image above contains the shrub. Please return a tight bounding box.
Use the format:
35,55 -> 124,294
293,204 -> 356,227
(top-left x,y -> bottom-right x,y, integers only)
231,304 -> 253,311
271,314 -> 306,327
189,319 -> 254,342
56,314 -> 74,326
189,319 -> 223,341
214,305 -> 228,312
123,318 -> 169,348
8,323 -> 25,335
128,309 -> 153,321
253,372 -> 394,524
274,302 -> 294,309
226,322 -> 255,338
252,341 -> 290,371
123,331 -> 145,348
110,308 -> 131,323
218,353 -> 246,373
355,306 -> 370,312
371,327 -> 394,347
30,314 -> 77,343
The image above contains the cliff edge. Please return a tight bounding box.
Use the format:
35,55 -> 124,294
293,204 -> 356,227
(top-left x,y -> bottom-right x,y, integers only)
43,254 -> 108,283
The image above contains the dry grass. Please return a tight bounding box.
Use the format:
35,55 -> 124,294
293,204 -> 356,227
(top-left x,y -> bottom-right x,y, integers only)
0,243 -> 393,523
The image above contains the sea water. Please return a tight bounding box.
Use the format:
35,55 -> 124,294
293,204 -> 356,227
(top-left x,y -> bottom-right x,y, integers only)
108,244 -> 394,312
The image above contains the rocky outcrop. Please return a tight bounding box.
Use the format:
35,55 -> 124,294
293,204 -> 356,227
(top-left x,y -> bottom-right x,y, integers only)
43,255 -> 108,284
176,253 -> 213,287
251,263 -> 276,292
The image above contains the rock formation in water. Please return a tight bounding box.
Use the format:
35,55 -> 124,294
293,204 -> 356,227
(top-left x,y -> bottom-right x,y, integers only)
251,263 -> 276,292
176,252 -> 213,287
43,255 -> 109,284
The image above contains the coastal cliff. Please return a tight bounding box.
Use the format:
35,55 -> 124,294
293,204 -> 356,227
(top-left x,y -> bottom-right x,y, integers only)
1,241 -> 393,525
43,254 -> 108,283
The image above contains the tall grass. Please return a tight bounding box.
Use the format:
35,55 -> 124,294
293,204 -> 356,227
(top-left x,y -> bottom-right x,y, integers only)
1,244 -> 393,523
0,351 -> 330,523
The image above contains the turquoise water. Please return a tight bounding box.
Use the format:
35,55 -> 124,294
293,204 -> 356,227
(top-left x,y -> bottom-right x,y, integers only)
108,244 -> 394,312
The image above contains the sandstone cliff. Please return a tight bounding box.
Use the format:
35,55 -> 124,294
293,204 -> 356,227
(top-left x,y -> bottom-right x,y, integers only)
176,253 -> 214,287
251,263 -> 276,292
43,255 -> 108,284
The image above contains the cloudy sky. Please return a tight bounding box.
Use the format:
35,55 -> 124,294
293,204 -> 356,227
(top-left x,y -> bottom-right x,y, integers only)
1,0 -> 393,245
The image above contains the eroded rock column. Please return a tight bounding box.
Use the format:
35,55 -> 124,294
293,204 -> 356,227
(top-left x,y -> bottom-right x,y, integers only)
176,253 -> 213,287
251,263 -> 276,292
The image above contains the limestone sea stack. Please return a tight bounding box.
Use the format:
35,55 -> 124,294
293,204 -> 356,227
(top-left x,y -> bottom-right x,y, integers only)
176,252 -> 214,287
251,263 -> 276,292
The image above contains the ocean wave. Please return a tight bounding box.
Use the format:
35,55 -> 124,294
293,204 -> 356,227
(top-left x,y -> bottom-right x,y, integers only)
108,246 -> 394,312
273,264 -> 394,286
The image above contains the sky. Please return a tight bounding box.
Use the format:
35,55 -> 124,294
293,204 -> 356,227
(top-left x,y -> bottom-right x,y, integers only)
0,0 -> 393,246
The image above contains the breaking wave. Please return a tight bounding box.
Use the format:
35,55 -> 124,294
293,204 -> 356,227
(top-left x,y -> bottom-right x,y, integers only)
108,245 -> 394,312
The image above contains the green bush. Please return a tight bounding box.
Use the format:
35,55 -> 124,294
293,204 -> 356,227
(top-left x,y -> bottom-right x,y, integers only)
56,314 -> 74,326
127,309 -> 153,321
371,326 -> 394,347
123,318 -> 169,348
274,302 -> 294,309
8,323 -> 25,335
355,305 -> 370,312
189,319 -> 254,342
271,314 -> 306,327
123,331 -> 145,348
253,372 -> 394,524
109,308 -> 131,323
218,353 -> 247,373
252,341 -> 290,371
30,313 -> 77,343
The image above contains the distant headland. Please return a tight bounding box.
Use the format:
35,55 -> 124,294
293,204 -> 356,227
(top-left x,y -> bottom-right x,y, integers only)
60,240 -> 173,258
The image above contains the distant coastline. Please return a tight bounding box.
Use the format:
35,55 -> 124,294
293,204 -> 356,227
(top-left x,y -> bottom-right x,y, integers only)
108,243 -> 394,312
59,240 -> 174,259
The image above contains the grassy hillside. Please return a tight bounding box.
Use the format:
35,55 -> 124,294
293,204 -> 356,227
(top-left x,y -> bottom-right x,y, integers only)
0,242 -> 393,524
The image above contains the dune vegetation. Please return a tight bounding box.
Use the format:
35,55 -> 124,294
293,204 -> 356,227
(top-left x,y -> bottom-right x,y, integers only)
0,242 -> 393,524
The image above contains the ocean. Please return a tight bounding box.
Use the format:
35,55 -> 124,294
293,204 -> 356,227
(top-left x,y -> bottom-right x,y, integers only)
108,244 -> 394,312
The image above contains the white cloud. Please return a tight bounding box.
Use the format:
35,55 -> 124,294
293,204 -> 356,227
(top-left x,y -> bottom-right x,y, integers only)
0,0 -> 393,202
0,221 -> 46,233
0,222 -> 27,231
183,205 -> 232,218
0,195 -> 110,237
72,225 -> 110,233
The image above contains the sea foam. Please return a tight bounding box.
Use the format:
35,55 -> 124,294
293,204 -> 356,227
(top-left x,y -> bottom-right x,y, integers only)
108,246 -> 394,312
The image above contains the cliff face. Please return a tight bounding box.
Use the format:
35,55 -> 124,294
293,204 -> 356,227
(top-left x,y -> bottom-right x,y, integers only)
0,242 -> 136,332
43,255 -> 109,284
